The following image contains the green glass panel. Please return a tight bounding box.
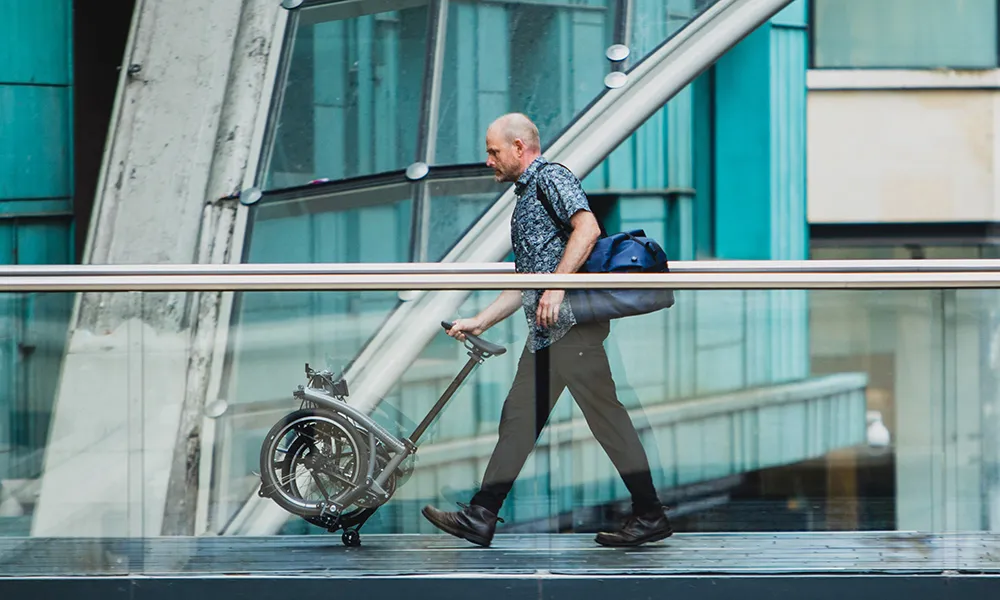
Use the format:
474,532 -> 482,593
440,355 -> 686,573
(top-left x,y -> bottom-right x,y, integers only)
813,0 -> 999,69
232,171 -> 506,409
434,0 -> 615,165
262,0 -> 430,189
0,0 -> 72,85
0,86 -> 71,200
202,284 -> 998,541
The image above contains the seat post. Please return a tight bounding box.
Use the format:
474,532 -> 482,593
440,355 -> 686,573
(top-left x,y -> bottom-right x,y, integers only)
406,350 -> 484,445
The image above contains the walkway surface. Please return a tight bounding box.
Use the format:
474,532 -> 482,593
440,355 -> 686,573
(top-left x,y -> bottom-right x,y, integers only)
1,532 -> 998,577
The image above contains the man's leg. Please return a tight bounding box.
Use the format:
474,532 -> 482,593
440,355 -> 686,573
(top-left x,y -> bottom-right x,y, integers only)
553,322 -> 673,546
422,343 -> 565,546
471,342 -> 566,513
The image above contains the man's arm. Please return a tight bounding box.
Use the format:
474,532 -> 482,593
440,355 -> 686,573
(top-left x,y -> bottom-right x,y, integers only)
445,289 -> 522,341
554,210 -> 601,275
537,210 -> 600,327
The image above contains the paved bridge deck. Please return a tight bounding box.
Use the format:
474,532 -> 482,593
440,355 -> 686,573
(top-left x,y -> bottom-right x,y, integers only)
1,532 -> 998,599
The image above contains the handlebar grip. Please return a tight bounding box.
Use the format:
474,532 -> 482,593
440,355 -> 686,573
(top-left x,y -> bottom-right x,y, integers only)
440,320 -> 507,356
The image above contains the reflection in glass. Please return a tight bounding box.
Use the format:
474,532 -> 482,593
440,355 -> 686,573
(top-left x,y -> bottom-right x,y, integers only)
417,176 -> 507,261
235,170 -> 506,379
260,0 -> 728,188
217,173 -> 506,524
233,180 -> 414,437
625,0 -> 721,65
2,284 -> 999,568
586,0 -> 716,200
0,291 -> 71,536
205,287 -> 1000,540
236,178 -> 414,403
629,0 -> 690,61
262,1 -> 431,189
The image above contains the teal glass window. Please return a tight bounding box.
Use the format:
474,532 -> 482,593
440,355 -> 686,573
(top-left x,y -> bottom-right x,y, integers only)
231,167 -> 507,405
812,0 -> 999,69
628,0 -> 706,60
433,0 -> 615,165
261,1 -> 431,189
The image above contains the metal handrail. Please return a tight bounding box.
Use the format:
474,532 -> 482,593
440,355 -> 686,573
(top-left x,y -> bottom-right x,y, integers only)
4,268 -> 1000,291
5,258 -> 1000,277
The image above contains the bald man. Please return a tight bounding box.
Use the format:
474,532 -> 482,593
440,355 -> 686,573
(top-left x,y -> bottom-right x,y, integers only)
423,113 -> 673,548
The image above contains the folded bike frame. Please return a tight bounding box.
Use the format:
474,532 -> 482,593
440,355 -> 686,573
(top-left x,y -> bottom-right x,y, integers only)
291,343 -> 488,516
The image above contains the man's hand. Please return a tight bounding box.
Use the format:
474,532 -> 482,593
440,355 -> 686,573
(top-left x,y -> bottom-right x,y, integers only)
535,208 -> 597,330
536,289 -> 565,328
445,290 -> 522,342
445,317 -> 485,342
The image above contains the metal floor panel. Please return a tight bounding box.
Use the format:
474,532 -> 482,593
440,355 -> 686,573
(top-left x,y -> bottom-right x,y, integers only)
0,532 -> 998,578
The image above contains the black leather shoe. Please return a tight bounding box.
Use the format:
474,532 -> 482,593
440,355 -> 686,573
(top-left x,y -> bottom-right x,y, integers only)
595,508 -> 674,547
421,502 -> 503,547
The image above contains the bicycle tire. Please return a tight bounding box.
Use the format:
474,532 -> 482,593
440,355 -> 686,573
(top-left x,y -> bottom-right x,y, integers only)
259,406 -> 370,518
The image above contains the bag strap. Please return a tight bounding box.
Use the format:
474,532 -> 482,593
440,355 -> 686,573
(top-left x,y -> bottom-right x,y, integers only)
622,231 -> 663,261
535,162 -> 609,240
533,163 -> 573,242
533,163 -> 669,273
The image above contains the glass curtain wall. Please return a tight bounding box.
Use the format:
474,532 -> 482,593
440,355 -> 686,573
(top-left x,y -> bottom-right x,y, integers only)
214,0 -> 726,530
259,0 -> 720,191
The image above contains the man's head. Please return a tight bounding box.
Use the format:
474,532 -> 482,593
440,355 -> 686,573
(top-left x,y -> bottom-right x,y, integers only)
485,113 -> 541,182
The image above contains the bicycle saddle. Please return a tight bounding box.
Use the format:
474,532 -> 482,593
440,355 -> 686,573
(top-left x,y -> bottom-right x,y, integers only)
441,321 -> 507,356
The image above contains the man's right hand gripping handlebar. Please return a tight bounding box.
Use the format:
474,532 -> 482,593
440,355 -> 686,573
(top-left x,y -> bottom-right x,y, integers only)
441,319 -> 484,343
441,320 -> 507,357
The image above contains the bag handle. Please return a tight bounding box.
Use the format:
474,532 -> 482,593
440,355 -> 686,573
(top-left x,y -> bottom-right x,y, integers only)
534,165 -> 670,274
621,231 -> 664,262
533,164 -> 666,266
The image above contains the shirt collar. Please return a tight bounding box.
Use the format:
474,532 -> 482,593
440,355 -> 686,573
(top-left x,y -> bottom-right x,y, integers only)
514,156 -> 548,195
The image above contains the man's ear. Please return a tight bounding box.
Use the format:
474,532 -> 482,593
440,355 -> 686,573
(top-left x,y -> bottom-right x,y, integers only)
512,138 -> 525,156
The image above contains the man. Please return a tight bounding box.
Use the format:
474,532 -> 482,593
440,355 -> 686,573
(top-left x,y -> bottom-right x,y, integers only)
421,113 -> 673,548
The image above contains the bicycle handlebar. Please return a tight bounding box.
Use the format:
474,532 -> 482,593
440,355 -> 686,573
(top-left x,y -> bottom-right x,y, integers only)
440,321 -> 507,356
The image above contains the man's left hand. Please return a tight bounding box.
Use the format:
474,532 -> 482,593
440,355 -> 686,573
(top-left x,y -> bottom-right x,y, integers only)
536,289 -> 565,328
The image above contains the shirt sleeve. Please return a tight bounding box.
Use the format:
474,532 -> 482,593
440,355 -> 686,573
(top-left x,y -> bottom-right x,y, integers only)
538,164 -> 591,226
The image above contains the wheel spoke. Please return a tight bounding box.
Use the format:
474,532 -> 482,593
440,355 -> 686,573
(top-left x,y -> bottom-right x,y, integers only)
308,470 -> 332,501
260,409 -> 372,516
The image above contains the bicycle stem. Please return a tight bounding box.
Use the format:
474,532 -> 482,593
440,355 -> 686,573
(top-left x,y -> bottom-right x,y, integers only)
406,351 -> 484,445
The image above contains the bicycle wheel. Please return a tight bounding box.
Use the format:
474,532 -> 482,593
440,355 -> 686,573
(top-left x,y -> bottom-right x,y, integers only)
283,432 -> 374,527
259,407 -> 370,518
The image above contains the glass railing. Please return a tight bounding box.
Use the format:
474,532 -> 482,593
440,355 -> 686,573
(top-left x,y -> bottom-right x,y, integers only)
1,264 -> 999,577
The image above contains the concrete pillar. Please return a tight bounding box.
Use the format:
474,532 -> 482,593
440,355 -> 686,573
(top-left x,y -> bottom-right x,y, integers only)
32,0 -> 283,537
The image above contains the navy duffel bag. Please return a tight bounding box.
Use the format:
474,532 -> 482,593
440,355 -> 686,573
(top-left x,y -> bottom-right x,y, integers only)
567,228 -> 676,323
536,165 -> 675,323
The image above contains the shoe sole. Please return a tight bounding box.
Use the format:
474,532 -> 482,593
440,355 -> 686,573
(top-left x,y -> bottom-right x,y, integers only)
421,507 -> 492,548
595,527 -> 674,548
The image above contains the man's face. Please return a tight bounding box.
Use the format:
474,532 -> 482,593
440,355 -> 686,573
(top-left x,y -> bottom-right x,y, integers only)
485,130 -> 523,182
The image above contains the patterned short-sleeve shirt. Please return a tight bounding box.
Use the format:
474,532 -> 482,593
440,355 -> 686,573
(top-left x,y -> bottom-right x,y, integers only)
511,156 -> 592,352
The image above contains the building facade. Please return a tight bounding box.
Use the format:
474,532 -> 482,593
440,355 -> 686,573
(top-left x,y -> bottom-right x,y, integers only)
806,0 -> 1000,533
